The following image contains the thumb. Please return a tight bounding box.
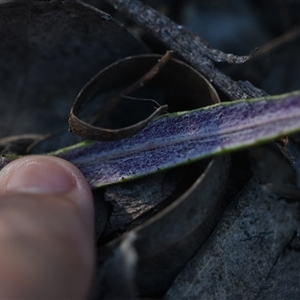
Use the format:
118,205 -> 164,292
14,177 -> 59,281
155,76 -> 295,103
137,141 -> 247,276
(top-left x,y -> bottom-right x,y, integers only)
0,155 -> 95,299
0,155 -> 94,224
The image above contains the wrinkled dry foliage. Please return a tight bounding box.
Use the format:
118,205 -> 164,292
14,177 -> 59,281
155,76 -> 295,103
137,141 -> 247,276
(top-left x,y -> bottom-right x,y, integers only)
1,0 -> 300,299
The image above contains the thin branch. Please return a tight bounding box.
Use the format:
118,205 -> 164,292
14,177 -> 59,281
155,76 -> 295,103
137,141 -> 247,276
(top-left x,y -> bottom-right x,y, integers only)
89,50 -> 172,125
255,25 -> 300,58
105,0 -> 267,99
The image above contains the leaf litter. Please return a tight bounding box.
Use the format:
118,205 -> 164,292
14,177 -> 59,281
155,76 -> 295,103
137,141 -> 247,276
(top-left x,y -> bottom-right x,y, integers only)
2,1 -> 300,299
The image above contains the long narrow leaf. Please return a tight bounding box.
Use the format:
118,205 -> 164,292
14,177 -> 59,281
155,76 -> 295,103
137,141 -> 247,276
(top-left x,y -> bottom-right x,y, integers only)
45,91 -> 300,187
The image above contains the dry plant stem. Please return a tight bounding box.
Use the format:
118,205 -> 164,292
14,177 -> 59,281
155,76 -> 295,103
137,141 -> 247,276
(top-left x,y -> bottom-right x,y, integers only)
0,134 -> 45,147
255,25 -> 300,58
105,0 -> 267,99
91,50 -> 173,124
26,131 -> 62,153
118,50 -> 173,97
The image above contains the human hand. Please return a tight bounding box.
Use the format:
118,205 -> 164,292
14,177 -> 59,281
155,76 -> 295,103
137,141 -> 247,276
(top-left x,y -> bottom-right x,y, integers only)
0,155 -> 95,299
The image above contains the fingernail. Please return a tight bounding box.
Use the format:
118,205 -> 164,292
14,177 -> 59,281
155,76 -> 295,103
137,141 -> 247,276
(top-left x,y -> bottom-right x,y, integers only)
0,155 -> 95,230
3,157 -> 76,194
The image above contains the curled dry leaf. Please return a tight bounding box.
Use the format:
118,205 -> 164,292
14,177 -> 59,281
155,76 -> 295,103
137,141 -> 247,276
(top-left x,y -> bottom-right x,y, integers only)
68,53 -> 219,141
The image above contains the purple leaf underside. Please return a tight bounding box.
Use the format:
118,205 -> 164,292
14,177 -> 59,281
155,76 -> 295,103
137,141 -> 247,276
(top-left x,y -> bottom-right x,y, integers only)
55,91 -> 300,188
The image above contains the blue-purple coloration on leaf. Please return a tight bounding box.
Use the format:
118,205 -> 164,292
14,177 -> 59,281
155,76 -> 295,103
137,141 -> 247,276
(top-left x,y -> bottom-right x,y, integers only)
50,91 -> 300,188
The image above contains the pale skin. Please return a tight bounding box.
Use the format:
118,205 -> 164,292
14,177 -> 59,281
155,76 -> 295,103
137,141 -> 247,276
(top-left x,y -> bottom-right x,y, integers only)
0,155 -> 95,299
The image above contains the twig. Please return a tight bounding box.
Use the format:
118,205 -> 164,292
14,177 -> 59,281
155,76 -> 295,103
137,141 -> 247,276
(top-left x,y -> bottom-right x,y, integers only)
105,0 -> 267,99
91,50 -> 173,123
255,25 -> 300,58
